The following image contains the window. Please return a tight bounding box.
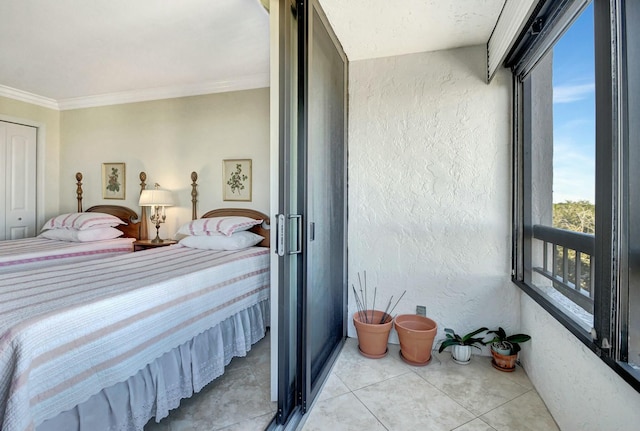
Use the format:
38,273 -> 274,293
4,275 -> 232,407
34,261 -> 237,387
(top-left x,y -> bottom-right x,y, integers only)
523,3 -> 595,331
510,0 -> 640,389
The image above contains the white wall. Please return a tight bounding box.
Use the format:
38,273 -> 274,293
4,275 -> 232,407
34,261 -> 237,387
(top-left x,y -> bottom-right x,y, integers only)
60,88 -> 270,239
348,46 -> 518,344
520,295 -> 640,431
347,42 -> 640,429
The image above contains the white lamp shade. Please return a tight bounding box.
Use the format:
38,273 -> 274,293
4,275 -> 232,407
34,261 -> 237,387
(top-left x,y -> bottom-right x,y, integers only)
139,189 -> 174,207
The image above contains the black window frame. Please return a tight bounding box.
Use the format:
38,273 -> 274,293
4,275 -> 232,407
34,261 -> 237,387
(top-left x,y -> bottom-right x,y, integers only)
508,0 -> 640,392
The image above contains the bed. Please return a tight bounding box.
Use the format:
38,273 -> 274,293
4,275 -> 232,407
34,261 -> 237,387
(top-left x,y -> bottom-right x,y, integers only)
0,199 -> 271,431
0,172 -> 145,274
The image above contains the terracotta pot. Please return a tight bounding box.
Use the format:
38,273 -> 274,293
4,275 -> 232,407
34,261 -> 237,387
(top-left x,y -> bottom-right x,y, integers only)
452,345 -> 472,364
353,310 -> 393,359
394,314 -> 438,366
491,348 -> 517,372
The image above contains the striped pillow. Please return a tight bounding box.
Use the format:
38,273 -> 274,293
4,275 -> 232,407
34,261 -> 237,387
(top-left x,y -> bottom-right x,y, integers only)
42,212 -> 125,231
39,227 -> 124,242
177,216 -> 262,237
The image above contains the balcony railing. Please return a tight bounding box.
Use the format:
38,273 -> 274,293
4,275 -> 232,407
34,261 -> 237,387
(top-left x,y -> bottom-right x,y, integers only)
532,224 -> 595,313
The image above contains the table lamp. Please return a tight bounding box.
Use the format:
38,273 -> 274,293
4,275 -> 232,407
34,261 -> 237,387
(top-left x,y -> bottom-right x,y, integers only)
138,184 -> 174,243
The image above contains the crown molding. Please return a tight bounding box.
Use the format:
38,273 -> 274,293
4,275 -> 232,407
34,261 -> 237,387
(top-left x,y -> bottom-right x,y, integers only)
57,73 -> 270,110
0,73 -> 270,111
0,85 -> 59,110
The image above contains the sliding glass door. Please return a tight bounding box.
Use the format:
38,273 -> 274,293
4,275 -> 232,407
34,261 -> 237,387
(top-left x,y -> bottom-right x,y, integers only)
303,1 -> 347,405
274,0 -> 347,427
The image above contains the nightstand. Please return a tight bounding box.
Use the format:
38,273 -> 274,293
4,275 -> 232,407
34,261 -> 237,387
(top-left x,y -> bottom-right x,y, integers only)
133,239 -> 178,252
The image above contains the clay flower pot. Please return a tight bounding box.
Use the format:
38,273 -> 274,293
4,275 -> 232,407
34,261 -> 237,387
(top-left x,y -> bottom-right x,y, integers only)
353,310 -> 393,359
490,348 -> 518,372
485,328 -> 530,371
394,314 -> 438,366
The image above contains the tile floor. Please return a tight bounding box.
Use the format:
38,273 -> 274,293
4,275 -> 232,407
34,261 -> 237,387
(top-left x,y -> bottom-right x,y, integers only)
143,335 -> 559,431
144,331 -> 276,431
301,338 -> 560,431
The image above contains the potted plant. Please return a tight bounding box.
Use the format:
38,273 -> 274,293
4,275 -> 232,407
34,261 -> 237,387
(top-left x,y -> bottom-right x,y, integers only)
437,327 -> 488,365
351,272 -> 405,359
484,327 -> 531,372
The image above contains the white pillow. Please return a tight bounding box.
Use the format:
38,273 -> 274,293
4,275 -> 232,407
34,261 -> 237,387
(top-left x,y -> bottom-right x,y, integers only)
42,212 -> 125,231
177,216 -> 263,237
179,231 -> 264,250
39,227 -> 124,242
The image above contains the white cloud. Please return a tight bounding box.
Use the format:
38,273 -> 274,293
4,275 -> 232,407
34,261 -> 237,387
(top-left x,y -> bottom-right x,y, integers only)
553,83 -> 595,104
553,138 -> 595,203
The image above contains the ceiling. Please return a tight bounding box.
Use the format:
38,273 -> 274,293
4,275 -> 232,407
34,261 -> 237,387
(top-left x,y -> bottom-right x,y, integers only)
319,0 -> 506,61
0,0 -> 270,108
0,0 -> 505,110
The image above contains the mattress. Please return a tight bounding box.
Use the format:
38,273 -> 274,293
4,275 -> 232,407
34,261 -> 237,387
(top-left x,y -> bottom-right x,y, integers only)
0,245 -> 270,431
0,236 -> 135,274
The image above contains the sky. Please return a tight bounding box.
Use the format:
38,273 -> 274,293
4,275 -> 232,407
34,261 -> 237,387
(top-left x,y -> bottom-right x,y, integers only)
552,3 -> 595,204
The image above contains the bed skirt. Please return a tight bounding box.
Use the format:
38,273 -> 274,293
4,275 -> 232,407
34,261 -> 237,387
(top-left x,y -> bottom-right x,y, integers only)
37,299 -> 270,431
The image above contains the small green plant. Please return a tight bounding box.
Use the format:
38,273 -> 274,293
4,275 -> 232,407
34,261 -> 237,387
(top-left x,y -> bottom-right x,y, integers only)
438,327 -> 488,353
484,327 -> 531,354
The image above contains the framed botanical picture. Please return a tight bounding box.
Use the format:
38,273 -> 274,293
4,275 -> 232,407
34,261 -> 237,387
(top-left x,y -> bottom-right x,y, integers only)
223,159 -> 252,201
102,162 -> 126,199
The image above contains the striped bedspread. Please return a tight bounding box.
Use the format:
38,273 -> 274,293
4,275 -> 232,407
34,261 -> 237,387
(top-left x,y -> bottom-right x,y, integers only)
0,245 -> 270,431
0,237 -> 135,274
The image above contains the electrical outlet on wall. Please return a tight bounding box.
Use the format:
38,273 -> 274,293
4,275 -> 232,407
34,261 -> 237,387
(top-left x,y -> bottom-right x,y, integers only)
416,305 -> 426,316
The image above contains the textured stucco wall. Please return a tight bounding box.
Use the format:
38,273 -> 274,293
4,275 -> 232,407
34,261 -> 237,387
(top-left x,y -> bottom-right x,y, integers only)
60,89 -> 269,239
348,46 -> 519,344
520,295 -> 640,430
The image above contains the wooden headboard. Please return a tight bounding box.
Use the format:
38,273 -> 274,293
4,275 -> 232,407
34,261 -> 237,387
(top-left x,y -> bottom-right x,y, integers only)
85,205 -> 142,239
75,171 -> 144,239
201,208 -> 270,248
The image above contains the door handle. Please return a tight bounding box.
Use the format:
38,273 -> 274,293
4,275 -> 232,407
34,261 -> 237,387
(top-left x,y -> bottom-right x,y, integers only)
276,214 -> 285,256
288,214 -> 302,255
275,214 -> 303,255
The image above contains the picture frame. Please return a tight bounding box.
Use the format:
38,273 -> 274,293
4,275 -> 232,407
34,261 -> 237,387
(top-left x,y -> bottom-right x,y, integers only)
223,159 -> 252,201
102,162 -> 126,200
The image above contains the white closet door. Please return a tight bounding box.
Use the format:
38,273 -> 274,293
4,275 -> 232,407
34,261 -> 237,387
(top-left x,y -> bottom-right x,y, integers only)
0,121 -> 37,240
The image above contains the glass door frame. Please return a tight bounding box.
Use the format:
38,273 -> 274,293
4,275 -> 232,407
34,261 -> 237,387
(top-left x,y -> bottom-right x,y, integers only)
274,0 -> 304,425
